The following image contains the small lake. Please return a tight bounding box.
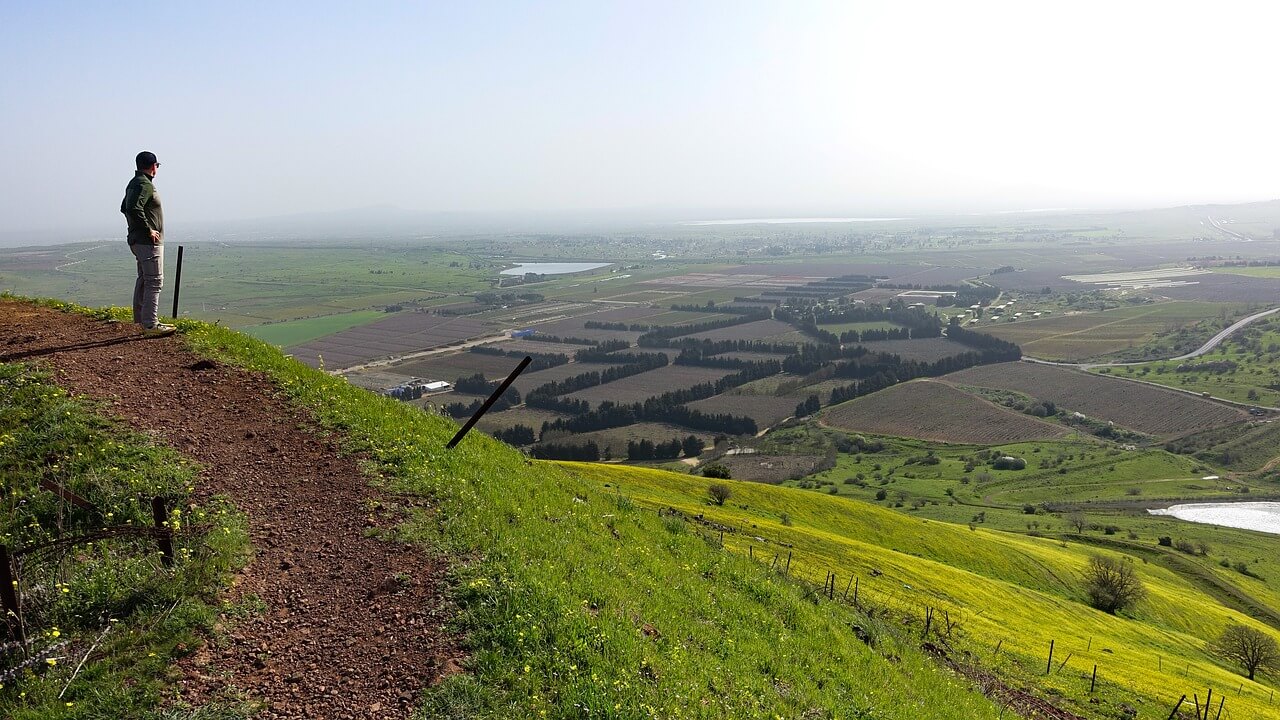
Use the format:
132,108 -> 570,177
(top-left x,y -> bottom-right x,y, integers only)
500,262 -> 612,276
1147,502 -> 1280,535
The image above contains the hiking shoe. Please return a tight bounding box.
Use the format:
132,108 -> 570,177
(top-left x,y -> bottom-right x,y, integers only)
141,323 -> 177,337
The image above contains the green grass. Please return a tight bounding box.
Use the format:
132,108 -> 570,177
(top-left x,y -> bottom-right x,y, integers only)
19,295 -> 1280,719
579,463 -> 1280,719
241,309 -> 385,347
145,306 -> 1006,719
1096,315 -> 1280,407
1210,266 -> 1280,279
0,361 -> 250,719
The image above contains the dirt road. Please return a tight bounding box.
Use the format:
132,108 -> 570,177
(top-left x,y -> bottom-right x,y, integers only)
0,300 -> 458,719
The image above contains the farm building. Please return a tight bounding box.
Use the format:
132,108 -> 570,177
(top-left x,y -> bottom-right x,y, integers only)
511,329 -> 536,338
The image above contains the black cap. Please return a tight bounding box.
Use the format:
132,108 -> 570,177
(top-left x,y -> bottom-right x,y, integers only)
135,151 -> 159,170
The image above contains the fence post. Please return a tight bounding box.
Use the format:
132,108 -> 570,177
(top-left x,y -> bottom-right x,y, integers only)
152,496 -> 174,567
170,245 -> 184,319
1046,639 -> 1054,675
447,356 -> 532,449
1090,664 -> 1097,693
784,551 -> 791,576
0,545 -> 20,637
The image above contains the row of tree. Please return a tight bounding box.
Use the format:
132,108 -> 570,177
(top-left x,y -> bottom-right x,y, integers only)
470,345 -> 570,371
626,435 -> 705,460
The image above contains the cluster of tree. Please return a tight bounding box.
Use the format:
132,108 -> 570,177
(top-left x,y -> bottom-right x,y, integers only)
475,291 -> 545,306
810,302 -> 944,338
669,338 -> 799,356
944,322 -> 1023,361
1175,360 -> 1238,374
669,302 -> 767,314
469,346 -> 570,371
444,393 -> 518,419
674,350 -> 783,374
540,395 -> 757,438
636,310 -> 772,347
522,334 -> 598,345
841,327 -> 911,343
584,321 -> 651,331
626,436 -> 704,460
493,424 -> 536,446
528,441 -> 601,461
572,339 -> 633,360
452,373 -> 524,402
794,393 -> 821,418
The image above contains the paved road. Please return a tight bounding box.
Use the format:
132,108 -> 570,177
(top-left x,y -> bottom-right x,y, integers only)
1025,305 -> 1280,370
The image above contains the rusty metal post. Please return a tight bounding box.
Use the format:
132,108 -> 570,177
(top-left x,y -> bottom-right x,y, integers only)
1046,639 -> 1054,675
171,245 -> 184,320
1167,695 -> 1186,720
447,356 -> 532,449
1090,664 -> 1097,693
0,545 -> 20,635
152,496 -> 174,567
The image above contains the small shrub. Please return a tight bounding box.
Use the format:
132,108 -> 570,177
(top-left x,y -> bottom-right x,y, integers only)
702,463 -> 731,480
1158,536 -> 1173,547
1083,555 -> 1146,613
707,483 -> 732,506
875,489 -> 887,501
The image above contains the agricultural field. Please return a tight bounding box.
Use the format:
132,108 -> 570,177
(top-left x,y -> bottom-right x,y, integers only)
474,405 -> 569,434
392,349 -> 536,383
243,309 -> 386,347
509,360 -> 620,396
943,362 -> 1246,438
684,318 -> 805,343
563,364 -> 737,406
984,301 -> 1239,362
288,311 -> 496,369
854,337 -> 974,361
816,320 -> 903,334
1101,315 -> 1280,407
821,379 -> 1070,443
686,392 -> 799,430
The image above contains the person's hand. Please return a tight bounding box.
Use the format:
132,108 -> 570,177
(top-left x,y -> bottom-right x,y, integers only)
150,229 -> 161,243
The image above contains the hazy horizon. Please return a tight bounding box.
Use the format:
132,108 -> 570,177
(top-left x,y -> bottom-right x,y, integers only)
3,1 -> 1279,237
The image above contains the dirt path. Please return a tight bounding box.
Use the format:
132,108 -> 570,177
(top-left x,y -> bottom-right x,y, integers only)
0,300 -> 458,719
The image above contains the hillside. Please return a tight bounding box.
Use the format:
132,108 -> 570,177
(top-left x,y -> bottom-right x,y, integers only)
0,298 -> 1004,719
5,297 -> 1279,719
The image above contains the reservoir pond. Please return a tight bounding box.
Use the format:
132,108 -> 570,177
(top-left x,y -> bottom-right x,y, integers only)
500,262 -> 612,276
1147,502 -> 1280,535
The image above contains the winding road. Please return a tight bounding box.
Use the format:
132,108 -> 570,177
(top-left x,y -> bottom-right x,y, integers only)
1024,305 -> 1280,370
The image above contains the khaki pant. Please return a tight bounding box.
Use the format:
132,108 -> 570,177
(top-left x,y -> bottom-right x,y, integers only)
129,242 -> 163,327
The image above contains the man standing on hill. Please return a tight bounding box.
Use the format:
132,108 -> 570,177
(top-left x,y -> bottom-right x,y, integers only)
121,151 -> 175,336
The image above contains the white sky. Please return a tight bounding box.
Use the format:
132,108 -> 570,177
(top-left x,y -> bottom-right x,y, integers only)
1,1 -> 1277,232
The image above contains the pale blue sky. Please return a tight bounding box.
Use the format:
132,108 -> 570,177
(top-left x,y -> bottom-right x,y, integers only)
2,1 -> 1277,234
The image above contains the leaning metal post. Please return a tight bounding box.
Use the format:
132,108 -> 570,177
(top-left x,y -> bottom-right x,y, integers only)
446,355 -> 532,449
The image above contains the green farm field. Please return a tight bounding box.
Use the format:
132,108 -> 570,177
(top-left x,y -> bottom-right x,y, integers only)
243,309 -> 385,346
0,242 -> 495,327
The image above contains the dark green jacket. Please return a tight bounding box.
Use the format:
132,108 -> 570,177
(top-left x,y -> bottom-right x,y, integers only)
121,171 -> 163,244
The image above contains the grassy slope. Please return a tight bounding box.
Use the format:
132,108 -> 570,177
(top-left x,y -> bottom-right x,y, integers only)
580,464 -> 1280,719
175,314 -> 1004,719
0,361 -> 249,719
18,300 -> 1280,718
